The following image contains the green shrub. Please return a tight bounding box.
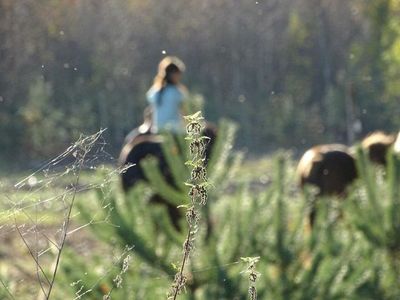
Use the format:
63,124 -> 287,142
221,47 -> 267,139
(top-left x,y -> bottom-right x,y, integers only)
58,129 -> 400,299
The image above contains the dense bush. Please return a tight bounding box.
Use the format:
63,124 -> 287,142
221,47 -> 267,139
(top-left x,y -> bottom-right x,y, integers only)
56,123 -> 400,299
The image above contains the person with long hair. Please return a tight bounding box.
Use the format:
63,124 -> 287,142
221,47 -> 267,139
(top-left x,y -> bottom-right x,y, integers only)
146,56 -> 187,133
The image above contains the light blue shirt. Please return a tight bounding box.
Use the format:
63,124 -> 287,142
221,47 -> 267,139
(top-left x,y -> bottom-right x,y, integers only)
146,85 -> 184,133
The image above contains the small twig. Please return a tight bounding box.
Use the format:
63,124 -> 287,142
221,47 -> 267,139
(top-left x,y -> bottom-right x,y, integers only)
35,207 -> 49,299
14,220 -> 50,299
17,202 -> 60,250
0,276 -> 16,300
171,228 -> 193,300
14,221 -> 51,286
46,146 -> 87,299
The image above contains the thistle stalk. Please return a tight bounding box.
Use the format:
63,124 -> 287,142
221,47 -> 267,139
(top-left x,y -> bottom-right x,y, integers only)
241,256 -> 261,300
168,111 -> 210,299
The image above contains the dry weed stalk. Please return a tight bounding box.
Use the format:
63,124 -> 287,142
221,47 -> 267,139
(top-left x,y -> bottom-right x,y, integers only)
168,112 -> 210,299
241,256 -> 261,300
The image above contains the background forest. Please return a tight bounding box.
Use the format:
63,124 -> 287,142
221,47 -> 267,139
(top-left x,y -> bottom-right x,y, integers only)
1,0 -> 400,163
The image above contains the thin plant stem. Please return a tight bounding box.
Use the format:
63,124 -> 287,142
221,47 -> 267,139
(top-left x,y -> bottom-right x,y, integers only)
46,149 -> 86,299
172,226 -> 193,300
168,111 -> 209,299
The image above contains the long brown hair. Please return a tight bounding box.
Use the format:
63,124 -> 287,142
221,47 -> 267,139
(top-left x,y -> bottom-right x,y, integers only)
151,56 -> 186,105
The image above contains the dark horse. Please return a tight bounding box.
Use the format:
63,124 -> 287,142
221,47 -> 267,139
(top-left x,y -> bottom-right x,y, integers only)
297,144 -> 357,226
119,113 -> 217,229
297,131 -> 396,226
361,131 -> 396,166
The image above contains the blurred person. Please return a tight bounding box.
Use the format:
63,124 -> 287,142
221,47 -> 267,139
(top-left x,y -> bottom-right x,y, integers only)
146,56 -> 187,133
123,106 -> 153,145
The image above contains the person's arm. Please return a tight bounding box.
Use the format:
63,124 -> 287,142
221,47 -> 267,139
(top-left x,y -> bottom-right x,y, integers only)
146,88 -> 156,104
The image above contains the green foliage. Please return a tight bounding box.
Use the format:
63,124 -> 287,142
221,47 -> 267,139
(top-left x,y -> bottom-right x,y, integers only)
56,124 -> 400,299
349,0 -> 400,132
20,77 -> 68,158
2,0 -> 400,162
346,149 -> 400,298
59,119 -> 241,298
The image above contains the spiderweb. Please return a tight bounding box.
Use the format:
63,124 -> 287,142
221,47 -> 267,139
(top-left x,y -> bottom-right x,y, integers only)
0,129 -> 132,299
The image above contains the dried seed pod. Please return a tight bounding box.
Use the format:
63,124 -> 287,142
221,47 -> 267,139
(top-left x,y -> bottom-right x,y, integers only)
188,184 -> 199,199
169,273 -> 187,298
249,272 -> 258,282
249,286 -> 257,300
186,207 -> 199,226
186,121 -> 202,135
191,165 -> 207,181
188,184 -> 208,205
189,139 -> 207,157
198,186 -> 208,205
113,274 -> 123,288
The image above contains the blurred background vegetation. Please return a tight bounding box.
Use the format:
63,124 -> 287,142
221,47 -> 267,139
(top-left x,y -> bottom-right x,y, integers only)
1,0 -> 400,166
3,1 -> 400,299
